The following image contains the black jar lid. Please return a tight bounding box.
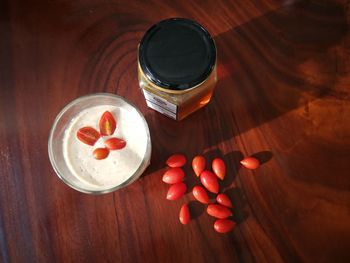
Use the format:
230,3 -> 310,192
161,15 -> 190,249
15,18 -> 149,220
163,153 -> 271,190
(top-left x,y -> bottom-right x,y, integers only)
139,18 -> 216,91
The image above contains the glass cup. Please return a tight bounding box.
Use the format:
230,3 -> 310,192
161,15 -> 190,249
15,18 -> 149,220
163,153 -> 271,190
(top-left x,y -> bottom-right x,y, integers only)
48,93 -> 151,194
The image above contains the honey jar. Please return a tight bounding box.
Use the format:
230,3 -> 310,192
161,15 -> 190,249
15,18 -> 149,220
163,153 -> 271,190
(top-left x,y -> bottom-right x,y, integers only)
138,18 -> 217,121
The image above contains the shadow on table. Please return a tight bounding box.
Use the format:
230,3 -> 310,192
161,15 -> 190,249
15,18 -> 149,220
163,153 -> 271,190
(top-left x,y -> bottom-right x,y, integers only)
204,0 -> 347,142
142,0 -> 347,176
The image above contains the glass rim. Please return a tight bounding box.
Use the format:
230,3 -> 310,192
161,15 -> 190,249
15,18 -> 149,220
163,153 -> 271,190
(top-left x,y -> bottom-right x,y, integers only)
48,93 -> 152,195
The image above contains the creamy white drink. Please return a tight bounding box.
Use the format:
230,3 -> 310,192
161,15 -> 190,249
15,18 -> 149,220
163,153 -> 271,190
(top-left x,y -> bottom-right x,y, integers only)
62,105 -> 149,189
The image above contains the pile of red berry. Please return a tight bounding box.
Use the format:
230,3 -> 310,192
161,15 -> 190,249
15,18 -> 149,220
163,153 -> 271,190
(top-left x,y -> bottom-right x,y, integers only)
163,154 -> 260,233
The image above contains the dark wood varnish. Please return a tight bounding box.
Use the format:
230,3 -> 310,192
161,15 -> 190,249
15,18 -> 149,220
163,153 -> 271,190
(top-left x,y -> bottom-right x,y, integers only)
0,0 -> 349,262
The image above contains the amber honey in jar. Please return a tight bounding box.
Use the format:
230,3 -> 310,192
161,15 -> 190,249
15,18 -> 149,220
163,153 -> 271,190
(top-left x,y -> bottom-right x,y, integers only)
138,18 -> 217,121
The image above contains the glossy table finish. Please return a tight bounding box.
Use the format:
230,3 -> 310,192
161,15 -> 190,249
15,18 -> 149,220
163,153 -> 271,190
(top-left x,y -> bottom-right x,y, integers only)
0,0 -> 349,262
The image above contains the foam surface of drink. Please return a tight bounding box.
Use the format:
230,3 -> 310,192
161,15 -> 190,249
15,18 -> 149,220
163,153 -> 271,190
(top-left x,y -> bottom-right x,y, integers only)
63,105 -> 148,188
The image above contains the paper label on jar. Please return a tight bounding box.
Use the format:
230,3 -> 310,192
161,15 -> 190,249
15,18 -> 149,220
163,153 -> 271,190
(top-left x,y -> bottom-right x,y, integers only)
142,89 -> 177,120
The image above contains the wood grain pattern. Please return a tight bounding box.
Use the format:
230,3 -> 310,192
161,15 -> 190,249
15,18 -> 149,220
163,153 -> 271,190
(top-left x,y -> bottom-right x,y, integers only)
1,0 -> 349,262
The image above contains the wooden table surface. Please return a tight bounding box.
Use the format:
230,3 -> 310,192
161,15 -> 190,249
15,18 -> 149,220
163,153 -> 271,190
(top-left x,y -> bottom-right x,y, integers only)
1,0 -> 349,262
